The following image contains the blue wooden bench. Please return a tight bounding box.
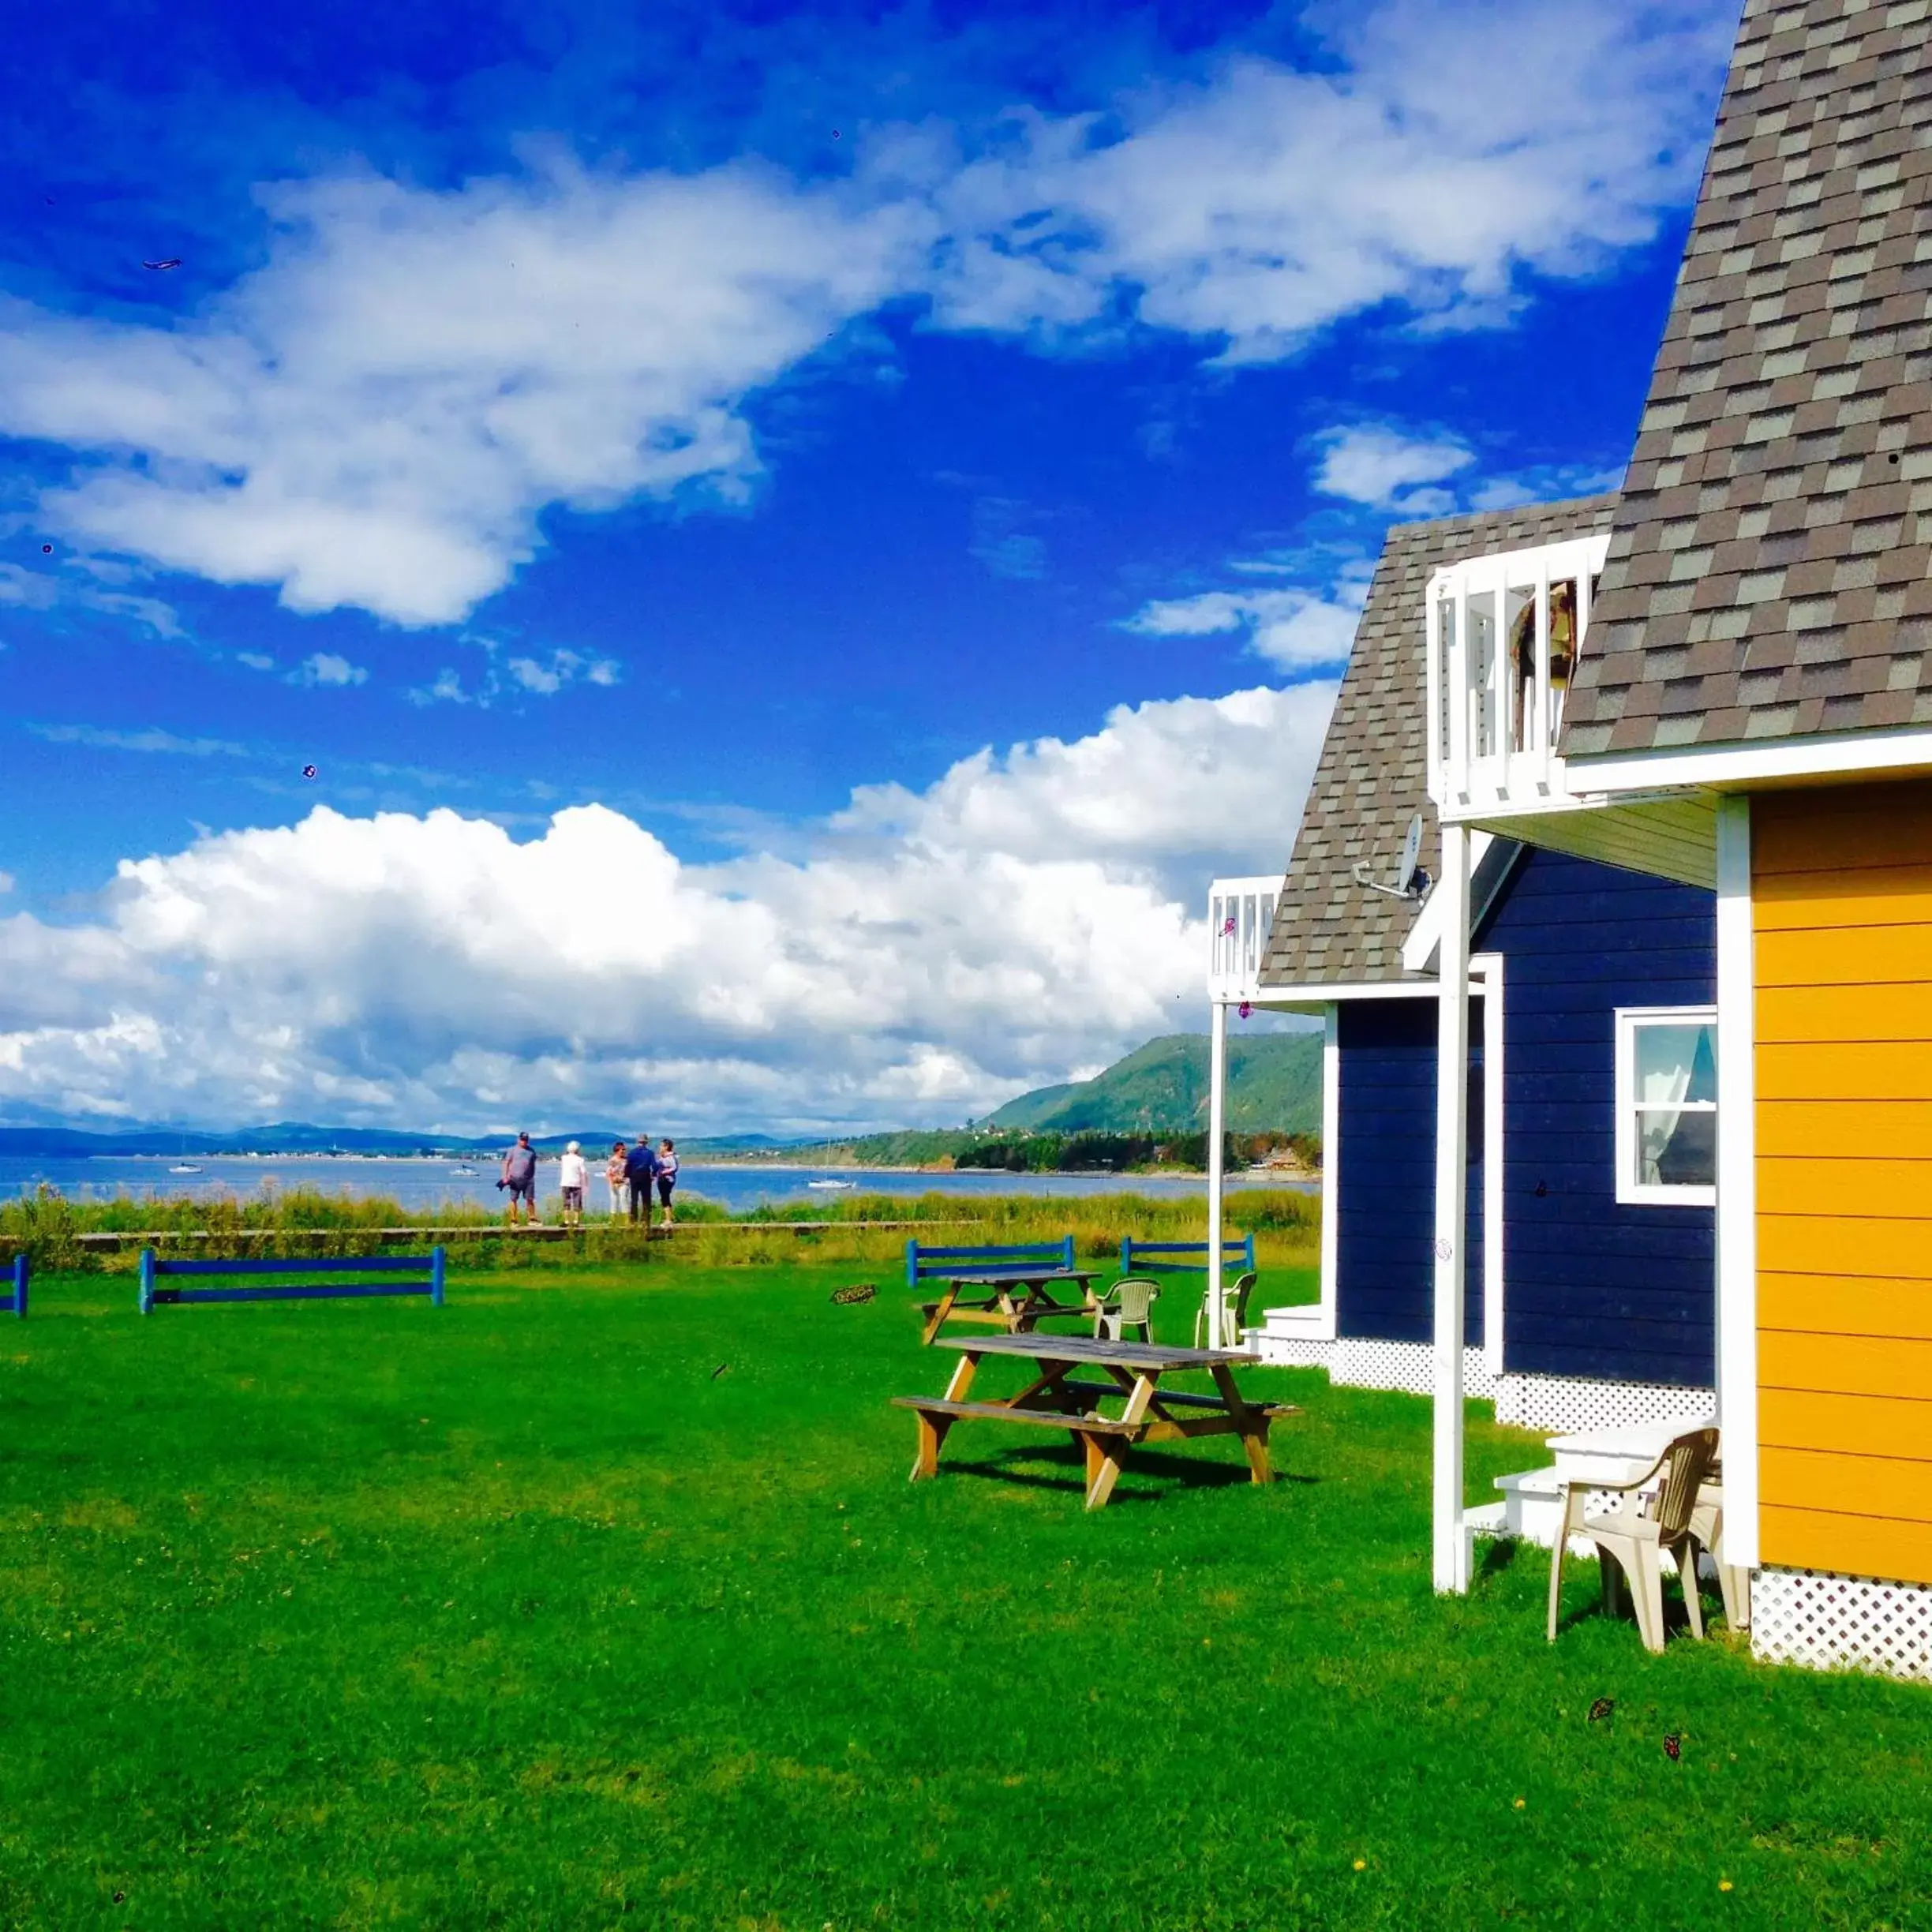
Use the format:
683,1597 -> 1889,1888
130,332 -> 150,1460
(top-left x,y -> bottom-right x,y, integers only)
906,1236 -> 1075,1289
3,1255 -> 25,1319
1118,1233 -> 1256,1278
906,1236 -> 1095,1345
138,1247 -> 447,1315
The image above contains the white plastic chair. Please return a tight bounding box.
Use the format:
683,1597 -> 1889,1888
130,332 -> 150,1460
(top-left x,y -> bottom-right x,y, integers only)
1690,1480 -> 1751,1632
1548,1426 -> 1720,1652
1095,1277 -> 1159,1342
1193,1271 -> 1257,1350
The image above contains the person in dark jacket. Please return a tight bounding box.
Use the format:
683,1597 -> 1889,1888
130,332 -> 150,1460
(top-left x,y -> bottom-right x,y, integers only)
624,1136 -> 658,1224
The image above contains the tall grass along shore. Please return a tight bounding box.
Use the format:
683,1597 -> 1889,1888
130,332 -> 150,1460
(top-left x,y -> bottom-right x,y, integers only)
0,1185 -> 1319,1277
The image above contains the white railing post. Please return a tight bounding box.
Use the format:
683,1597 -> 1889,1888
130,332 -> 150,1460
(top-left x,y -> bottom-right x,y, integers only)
1451,580 -> 1471,800
1495,572 -> 1511,795
1567,564 -> 1593,747
1432,822 -> 1472,1594
1207,998 -> 1228,1348
1715,797 -> 1759,1566
1426,589 -> 1443,800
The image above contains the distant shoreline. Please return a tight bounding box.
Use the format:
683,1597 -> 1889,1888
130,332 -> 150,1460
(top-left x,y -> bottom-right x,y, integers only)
89,1152 -> 1314,1181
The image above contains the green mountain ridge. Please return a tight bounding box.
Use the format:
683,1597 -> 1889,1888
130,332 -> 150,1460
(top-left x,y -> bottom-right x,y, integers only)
983,1032 -> 1322,1137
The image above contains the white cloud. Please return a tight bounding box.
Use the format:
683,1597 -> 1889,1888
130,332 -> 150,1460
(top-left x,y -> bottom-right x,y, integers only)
413,645 -> 623,706
30,723 -> 249,758
1470,462 -> 1626,511
0,1 -> 1722,626
1314,425 -> 1476,512
1309,423 -> 1626,518
0,165 -> 919,627
506,650 -> 622,696
1126,586 -> 1364,671
1125,537 -> 1373,672
0,681 -> 1335,1131
236,650 -> 275,671
919,1 -> 1722,361
836,683 -> 1333,885
292,651 -> 368,687
0,561 -> 183,638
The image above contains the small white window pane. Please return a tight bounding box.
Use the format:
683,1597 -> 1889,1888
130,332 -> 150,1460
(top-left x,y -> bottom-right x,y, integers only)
1637,1108 -> 1716,1189
1633,1022 -> 1717,1105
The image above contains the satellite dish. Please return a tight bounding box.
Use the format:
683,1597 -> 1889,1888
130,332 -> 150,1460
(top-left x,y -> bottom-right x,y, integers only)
1395,811 -> 1424,896
1352,809 -> 1433,902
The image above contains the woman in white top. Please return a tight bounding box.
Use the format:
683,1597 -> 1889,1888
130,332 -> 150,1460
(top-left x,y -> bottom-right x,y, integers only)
605,1141 -> 628,1220
557,1140 -> 588,1229
657,1138 -> 680,1228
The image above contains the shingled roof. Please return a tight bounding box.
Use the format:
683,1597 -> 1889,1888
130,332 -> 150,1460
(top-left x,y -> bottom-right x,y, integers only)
1563,0 -> 1932,757
1260,496 -> 1618,988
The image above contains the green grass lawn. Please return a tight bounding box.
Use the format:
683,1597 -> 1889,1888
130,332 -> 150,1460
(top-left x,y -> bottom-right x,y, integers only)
2,1263 -> 1928,1929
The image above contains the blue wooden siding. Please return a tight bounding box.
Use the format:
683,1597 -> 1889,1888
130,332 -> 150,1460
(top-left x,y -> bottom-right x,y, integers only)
1475,848 -> 1715,1387
1335,999 -> 1484,1346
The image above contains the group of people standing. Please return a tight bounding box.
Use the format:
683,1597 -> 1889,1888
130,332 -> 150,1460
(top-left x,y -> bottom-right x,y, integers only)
497,1132 -> 679,1229
607,1136 -> 679,1228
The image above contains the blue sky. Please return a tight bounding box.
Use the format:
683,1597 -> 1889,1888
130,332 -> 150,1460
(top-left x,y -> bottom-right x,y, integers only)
0,0 -> 1737,1134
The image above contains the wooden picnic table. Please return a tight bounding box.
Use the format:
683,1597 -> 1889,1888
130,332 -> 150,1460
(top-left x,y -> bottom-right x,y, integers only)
893,1332 -> 1300,1510
915,1267 -> 1103,1347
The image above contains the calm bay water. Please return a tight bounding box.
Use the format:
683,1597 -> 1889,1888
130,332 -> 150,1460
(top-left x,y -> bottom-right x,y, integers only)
0,1155 -> 1310,1217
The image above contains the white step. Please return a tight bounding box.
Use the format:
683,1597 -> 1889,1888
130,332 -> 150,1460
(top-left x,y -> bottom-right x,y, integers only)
1249,1305 -> 1331,1369
1474,1462 -> 1698,1569
1259,1305 -> 1326,1339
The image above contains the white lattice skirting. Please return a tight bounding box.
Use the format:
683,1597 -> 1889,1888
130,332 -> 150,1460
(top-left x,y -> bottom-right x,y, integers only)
1249,1333 -> 1336,1371
1494,1372 -> 1717,1435
1752,1567 -> 1932,1684
1331,1339 -> 1497,1401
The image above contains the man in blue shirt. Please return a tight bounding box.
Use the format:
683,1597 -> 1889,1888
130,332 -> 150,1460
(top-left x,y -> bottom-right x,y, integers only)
624,1136 -> 658,1224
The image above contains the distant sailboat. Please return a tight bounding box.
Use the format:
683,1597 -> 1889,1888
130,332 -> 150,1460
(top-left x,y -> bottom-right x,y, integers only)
807,1133 -> 856,1189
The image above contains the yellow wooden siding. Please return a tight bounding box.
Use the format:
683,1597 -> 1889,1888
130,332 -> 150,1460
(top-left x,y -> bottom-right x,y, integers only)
1754,866 -> 1932,930
1760,1388 -> 1932,1462
1754,780 -> 1932,1587
1761,1507 -> 1932,1582
1757,925 -> 1932,987
1758,1044 -> 1932,1103
1759,1331 -> 1932,1405
1759,1274 -> 1932,1342
1762,1445 -> 1932,1521
1758,983 -> 1932,1042
1759,1157 -> 1932,1216
1758,1099 -> 1932,1159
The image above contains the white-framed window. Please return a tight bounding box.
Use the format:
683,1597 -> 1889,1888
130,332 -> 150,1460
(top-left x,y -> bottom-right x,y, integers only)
1615,1006 -> 1718,1207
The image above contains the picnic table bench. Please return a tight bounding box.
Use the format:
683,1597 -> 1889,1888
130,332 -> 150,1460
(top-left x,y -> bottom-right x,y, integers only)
893,1332 -> 1299,1510
915,1267 -> 1103,1346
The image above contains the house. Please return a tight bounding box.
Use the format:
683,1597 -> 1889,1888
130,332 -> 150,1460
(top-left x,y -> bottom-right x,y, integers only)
1208,499 -> 1723,1447
1413,0 -> 1932,1676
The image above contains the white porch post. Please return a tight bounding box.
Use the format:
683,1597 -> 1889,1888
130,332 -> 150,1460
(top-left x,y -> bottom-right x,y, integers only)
1473,957 -> 1506,1380
1206,998 -> 1228,1347
1317,1005 -> 1340,1338
1715,796 -> 1760,1566
1432,822 -> 1472,1593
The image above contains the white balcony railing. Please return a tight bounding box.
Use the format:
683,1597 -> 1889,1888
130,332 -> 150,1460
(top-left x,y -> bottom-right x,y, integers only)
1426,533 -> 1612,818
1208,875 -> 1279,1002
